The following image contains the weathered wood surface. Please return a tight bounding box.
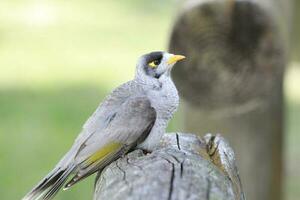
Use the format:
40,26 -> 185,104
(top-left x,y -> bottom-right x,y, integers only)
168,0 -> 291,200
94,133 -> 243,200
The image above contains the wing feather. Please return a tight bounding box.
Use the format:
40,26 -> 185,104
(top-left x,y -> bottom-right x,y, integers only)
64,95 -> 156,189
72,81 -> 141,148
22,82 -> 153,200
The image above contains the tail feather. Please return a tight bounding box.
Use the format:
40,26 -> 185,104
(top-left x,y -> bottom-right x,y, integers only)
22,166 -> 75,200
43,166 -> 75,200
64,144 -> 128,190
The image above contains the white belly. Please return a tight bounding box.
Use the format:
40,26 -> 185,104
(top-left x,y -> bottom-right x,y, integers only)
138,82 -> 179,151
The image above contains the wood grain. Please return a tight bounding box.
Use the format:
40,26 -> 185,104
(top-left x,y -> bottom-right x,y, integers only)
94,133 -> 241,200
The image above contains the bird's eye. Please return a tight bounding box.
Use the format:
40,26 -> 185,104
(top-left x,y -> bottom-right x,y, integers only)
148,60 -> 160,68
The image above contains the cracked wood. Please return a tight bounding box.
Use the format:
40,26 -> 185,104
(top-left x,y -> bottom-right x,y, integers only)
94,133 -> 239,200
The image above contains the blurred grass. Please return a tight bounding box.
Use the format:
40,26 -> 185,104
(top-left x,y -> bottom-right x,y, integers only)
0,1 -> 179,199
285,101 -> 300,200
284,64 -> 300,200
0,1 -> 299,200
0,86 -> 107,200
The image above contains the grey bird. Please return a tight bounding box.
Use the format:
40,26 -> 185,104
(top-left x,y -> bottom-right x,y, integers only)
22,51 -> 185,200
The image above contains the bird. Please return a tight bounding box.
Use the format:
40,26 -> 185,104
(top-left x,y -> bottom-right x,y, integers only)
23,51 -> 185,200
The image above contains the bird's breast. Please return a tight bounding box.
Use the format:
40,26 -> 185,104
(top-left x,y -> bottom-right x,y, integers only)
148,84 -> 179,121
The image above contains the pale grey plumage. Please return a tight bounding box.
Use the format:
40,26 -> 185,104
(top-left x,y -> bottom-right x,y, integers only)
23,51 -> 184,200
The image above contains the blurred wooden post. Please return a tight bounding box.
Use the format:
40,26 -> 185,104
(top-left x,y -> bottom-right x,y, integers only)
169,0 -> 291,200
292,0 -> 300,61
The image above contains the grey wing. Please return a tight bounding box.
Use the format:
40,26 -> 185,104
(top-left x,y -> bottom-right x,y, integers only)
73,81 -> 138,146
21,82 -> 147,200
55,81 -> 139,168
64,95 -> 156,189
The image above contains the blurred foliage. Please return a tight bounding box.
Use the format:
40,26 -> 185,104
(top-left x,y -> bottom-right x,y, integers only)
285,101 -> 300,199
0,1 -> 179,199
0,0 -> 177,89
0,86 -> 104,200
284,64 -> 300,200
0,0 -> 299,200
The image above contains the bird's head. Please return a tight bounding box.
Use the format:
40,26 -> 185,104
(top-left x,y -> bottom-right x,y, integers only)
135,51 -> 185,84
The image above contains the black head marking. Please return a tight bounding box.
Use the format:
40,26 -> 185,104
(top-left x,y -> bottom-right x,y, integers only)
143,51 -> 164,78
144,51 -> 163,64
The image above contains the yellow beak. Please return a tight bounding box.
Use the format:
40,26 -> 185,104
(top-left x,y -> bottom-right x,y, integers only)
167,54 -> 186,65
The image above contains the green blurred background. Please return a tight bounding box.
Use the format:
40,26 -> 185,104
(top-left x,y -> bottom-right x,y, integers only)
0,1 -> 299,199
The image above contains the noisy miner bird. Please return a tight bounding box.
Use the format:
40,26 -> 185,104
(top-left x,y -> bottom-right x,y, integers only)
23,51 -> 185,200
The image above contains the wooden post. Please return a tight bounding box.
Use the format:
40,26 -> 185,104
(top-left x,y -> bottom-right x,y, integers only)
168,0 -> 291,200
94,133 -> 244,200
292,0 -> 300,60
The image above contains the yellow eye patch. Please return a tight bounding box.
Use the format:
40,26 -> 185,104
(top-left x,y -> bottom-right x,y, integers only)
148,60 -> 160,68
